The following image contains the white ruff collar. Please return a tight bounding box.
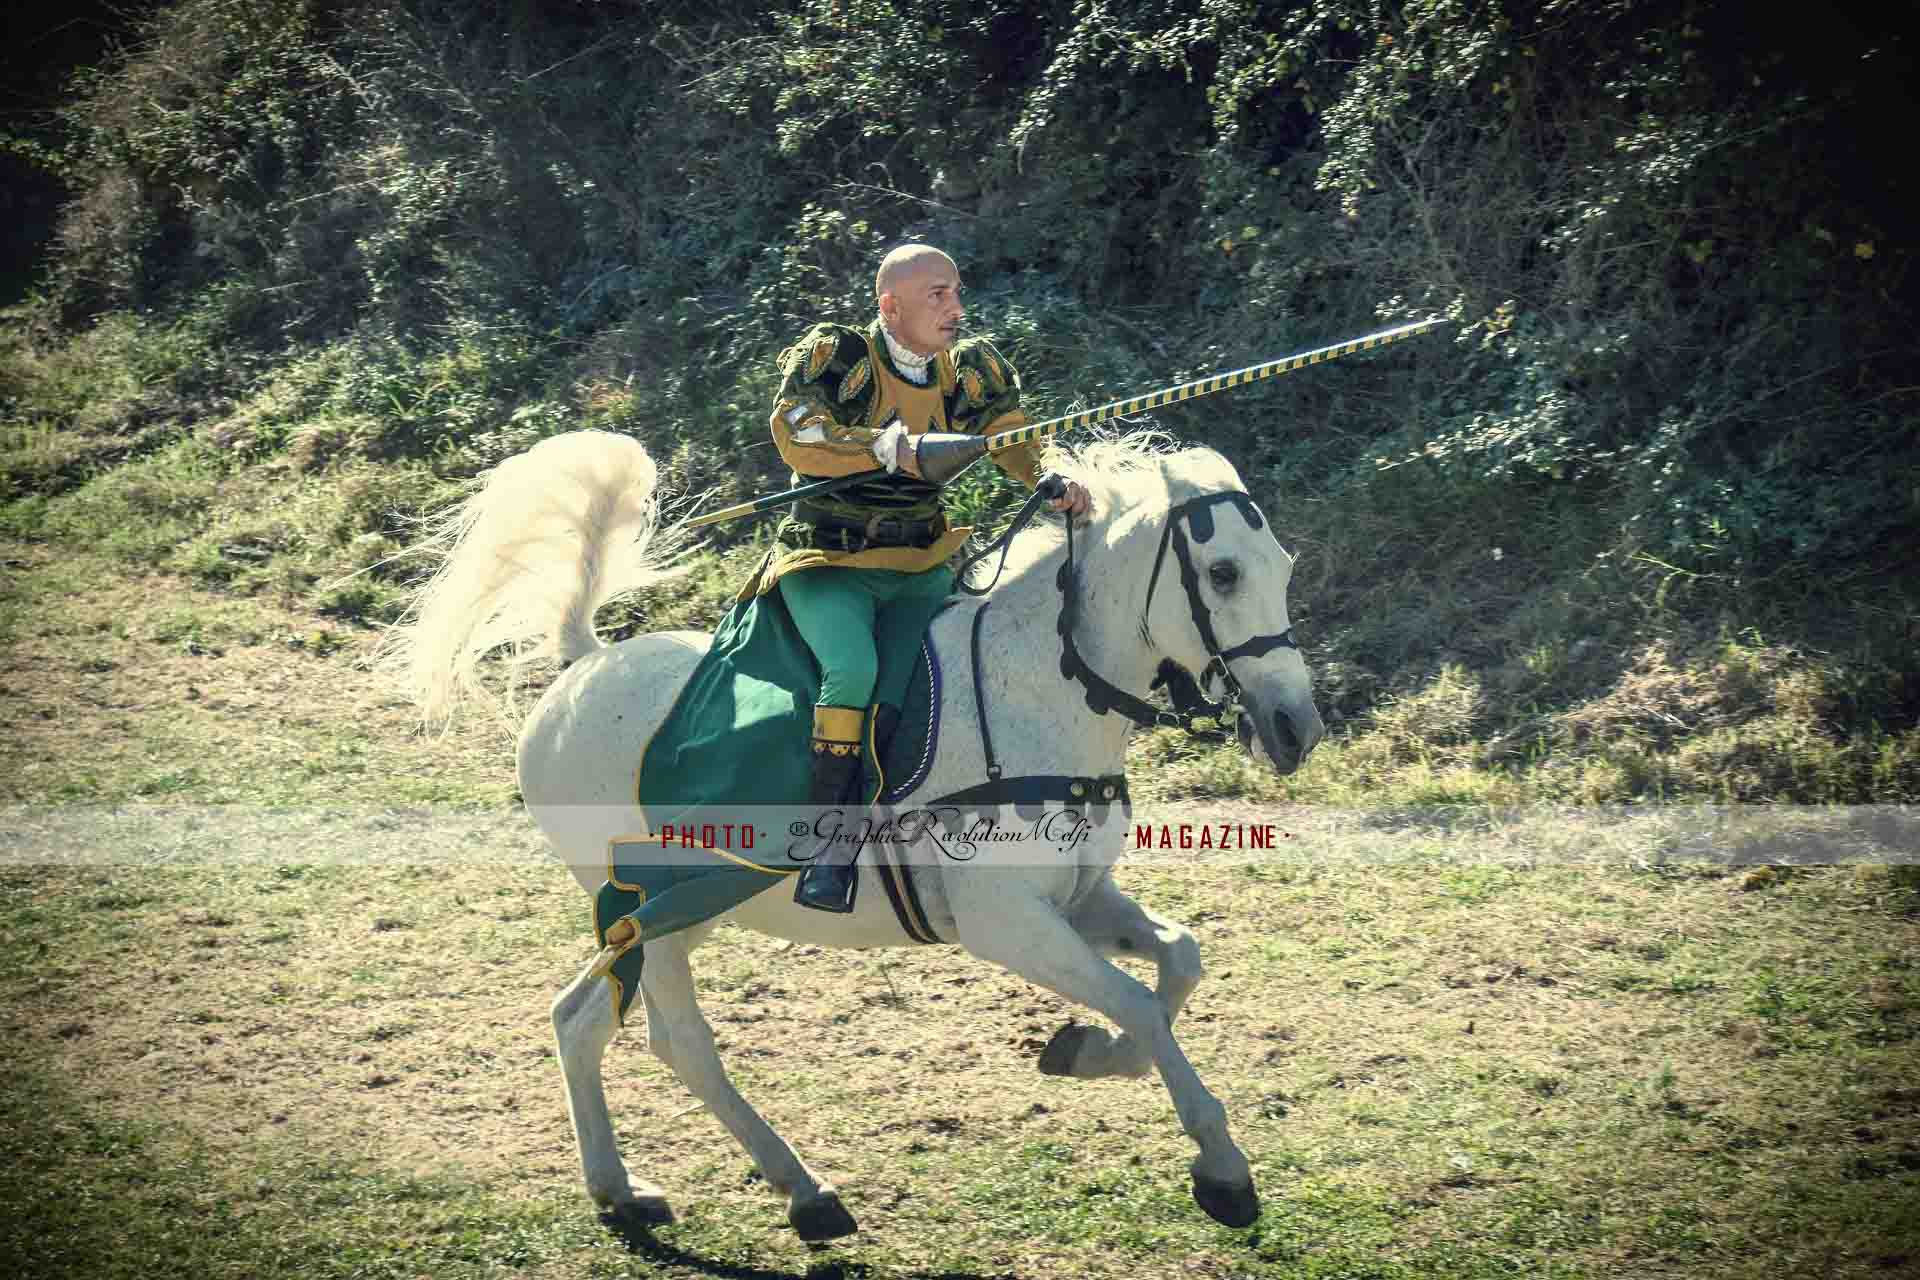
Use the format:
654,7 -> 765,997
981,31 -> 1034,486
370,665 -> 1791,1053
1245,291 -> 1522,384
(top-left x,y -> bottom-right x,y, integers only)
880,323 -> 935,385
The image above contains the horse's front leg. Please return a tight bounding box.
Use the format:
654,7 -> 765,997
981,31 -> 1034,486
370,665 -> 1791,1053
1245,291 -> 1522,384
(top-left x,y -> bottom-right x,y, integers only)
951,887 -> 1259,1228
1039,875 -> 1202,1081
637,933 -> 858,1242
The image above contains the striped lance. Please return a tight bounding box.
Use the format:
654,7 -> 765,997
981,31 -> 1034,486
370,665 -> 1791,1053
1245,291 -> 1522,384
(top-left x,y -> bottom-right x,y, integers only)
685,315 -> 1446,529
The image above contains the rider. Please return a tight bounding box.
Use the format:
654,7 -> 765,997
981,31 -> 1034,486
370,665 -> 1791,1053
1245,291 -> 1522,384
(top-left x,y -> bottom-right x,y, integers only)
753,243 -> 1090,912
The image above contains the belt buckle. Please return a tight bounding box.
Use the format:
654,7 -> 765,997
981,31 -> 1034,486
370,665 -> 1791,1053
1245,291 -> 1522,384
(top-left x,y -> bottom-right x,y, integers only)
865,513 -> 907,545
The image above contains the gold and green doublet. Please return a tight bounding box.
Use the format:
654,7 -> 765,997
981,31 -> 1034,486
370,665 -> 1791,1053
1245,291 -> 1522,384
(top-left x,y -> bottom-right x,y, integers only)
737,318 -> 1043,599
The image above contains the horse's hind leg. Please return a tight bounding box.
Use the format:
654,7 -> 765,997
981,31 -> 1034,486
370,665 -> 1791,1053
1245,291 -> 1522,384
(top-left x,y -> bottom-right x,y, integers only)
639,932 -> 858,1242
1041,877 -> 1203,1081
550,954 -> 674,1224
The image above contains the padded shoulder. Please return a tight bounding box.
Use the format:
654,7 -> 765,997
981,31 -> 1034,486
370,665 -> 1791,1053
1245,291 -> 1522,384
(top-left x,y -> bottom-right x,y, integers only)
949,335 -> 1020,393
946,334 -> 1023,424
778,322 -> 871,386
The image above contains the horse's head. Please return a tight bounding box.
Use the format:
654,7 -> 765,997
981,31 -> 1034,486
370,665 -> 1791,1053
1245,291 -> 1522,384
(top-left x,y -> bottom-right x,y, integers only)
1122,447 -> 1326,775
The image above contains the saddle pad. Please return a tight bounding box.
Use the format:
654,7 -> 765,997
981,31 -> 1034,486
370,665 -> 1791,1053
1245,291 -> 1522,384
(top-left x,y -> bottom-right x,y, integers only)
637,586 -> 949,824
595,589 -> 951,1022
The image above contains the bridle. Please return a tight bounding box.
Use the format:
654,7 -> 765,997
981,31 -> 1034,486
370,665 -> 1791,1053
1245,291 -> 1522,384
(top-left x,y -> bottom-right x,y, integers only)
881,480 -> 1303,945
956,478 -> 1298,788
1058,487 -> 1297,736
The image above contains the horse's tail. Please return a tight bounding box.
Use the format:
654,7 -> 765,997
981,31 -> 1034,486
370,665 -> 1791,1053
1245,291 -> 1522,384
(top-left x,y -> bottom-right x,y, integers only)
377,430 -> 688,731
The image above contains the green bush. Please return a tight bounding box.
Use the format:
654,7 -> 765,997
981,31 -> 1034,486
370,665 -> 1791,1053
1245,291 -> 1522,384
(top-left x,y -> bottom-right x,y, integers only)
4,0 -> 1914,802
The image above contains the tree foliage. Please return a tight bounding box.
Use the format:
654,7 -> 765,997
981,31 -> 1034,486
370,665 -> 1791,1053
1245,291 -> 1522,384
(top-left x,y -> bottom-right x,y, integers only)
25,0 -> 1920,587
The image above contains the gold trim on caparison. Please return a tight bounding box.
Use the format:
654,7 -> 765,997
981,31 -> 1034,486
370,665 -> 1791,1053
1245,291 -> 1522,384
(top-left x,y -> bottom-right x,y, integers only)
591,890 -> 645,1026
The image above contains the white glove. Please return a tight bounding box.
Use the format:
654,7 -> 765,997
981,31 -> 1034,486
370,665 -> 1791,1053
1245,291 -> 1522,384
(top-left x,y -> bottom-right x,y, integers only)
871,418 -> 911,474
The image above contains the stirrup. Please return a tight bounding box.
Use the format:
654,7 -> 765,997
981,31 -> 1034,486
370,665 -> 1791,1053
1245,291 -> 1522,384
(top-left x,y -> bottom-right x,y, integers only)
793,853 -> 859,913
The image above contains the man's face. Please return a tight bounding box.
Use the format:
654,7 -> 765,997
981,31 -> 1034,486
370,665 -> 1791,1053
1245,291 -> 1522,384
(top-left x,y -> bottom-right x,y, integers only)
882,260 -> 965,356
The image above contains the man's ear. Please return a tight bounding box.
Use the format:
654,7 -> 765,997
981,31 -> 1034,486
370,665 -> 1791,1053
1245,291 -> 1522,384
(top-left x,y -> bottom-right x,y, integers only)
877,291 -> 897,325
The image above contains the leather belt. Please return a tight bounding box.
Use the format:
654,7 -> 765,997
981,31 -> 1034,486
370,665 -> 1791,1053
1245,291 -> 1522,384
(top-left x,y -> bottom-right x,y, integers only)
788,503 -> 947,552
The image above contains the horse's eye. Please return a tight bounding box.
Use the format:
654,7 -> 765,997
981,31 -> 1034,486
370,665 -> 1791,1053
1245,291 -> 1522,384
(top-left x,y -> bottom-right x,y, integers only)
1208,561 -> 1239,592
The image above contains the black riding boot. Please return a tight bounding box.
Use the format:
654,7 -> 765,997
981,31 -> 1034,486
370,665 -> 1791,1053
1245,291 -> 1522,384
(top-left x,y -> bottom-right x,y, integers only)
792,705 -> 866,913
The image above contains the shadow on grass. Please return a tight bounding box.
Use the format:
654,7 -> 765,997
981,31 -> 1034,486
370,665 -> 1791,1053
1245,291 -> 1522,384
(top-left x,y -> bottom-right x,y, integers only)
600,1213 -> 1001,1280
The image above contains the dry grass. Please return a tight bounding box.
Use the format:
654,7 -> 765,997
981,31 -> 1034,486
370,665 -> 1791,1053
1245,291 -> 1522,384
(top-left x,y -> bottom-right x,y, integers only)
0,545 -> 516,806
4,540 -> 1918,1278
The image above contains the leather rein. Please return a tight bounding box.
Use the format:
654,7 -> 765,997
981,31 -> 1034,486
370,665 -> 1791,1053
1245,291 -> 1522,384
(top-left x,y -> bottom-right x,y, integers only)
953,477 -> 1297,789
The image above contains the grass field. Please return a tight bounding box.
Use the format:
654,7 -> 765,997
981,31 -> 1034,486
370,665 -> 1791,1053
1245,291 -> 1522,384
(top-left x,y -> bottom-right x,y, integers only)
3,539 -> 1918,1279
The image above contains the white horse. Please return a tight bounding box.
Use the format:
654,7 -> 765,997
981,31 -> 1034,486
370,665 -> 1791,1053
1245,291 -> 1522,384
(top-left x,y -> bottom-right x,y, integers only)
382,429 -> 1324,1241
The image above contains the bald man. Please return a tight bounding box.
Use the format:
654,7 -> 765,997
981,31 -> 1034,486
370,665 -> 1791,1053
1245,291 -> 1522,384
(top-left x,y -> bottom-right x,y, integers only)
746,243 -> 1089,913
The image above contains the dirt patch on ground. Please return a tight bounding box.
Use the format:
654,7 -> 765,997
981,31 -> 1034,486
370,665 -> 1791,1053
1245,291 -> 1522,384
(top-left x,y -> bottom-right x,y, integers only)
1,543 -> 519,805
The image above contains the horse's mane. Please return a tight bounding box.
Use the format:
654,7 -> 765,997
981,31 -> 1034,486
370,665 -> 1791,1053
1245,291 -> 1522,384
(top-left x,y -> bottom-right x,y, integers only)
974,428 -> 1244,588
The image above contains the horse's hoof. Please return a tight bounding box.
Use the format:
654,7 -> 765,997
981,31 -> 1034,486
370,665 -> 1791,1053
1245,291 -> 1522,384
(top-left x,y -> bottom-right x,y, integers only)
1191,1172 -> 1260,1228
1039,1022 -> 1095,1076
789,1190 -> 858,1242
603,1194 -> 674,1228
